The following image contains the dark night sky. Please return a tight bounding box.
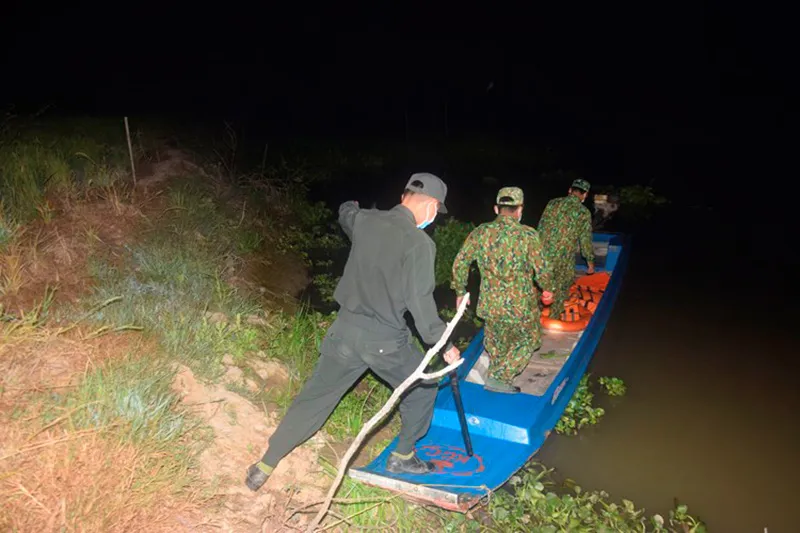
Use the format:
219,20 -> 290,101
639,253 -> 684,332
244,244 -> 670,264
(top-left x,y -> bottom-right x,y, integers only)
1,1 -> 791,201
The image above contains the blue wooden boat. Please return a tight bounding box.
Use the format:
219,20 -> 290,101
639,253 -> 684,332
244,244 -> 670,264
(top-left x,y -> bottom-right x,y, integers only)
349,232 -> 630,511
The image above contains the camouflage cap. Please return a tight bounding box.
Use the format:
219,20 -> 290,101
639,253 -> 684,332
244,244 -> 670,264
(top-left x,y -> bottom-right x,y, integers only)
496,186 -> 524,206
571,178 -> 591,192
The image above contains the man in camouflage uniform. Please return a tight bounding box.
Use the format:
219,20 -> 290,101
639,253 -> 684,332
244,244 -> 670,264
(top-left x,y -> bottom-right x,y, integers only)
538,178 -> 595,320
451,187 -> 553,394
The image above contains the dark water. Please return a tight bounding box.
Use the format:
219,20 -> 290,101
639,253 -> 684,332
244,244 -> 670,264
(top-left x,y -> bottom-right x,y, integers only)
537,207 -> 796,532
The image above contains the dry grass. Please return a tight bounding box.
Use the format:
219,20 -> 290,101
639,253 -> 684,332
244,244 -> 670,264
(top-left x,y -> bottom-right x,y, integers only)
0,415 -> 204,532
0,325 -> 138,408
0,316 -> 209,532
0,226 -> 207,530
0,227 -> 27,297
0,247 -> 26,296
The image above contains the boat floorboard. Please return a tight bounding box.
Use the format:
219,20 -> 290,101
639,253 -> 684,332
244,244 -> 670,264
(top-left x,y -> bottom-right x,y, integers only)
516,329 -> 582,395
464,270 -> 598,396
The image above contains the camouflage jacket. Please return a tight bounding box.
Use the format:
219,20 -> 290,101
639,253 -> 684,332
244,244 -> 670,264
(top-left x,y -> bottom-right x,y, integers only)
538,195 -> 595,264
451,215 -> 553,320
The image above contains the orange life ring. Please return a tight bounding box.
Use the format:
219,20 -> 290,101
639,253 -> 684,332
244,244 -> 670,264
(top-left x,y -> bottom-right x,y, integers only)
541,305 -> 591,332
541,312 -> 590,332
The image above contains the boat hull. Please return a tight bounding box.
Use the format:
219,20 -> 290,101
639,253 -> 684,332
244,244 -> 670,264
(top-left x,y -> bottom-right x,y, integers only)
349,232 -> 631,510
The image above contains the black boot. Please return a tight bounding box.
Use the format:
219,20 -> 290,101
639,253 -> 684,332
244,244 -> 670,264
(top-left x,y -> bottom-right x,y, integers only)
386,452 -> 435,474
245,462 -> 273,491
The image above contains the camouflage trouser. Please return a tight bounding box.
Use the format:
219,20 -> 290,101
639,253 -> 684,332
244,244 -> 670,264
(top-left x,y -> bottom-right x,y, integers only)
485,317 -> 542,385
547,258 -> 575,319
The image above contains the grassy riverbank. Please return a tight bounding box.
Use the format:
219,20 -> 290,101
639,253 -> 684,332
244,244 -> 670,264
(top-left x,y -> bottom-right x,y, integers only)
1,115 -> 701,531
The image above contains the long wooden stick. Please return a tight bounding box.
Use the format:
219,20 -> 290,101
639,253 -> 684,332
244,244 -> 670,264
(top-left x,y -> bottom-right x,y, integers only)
305,293 -> 471,532
124,116 -> 136,186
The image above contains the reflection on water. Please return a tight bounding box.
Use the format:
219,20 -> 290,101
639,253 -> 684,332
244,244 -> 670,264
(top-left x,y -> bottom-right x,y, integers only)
537,209 -> 797,532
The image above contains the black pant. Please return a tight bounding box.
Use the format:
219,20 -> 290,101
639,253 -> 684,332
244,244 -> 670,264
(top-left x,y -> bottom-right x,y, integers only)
261,318 -> 437,466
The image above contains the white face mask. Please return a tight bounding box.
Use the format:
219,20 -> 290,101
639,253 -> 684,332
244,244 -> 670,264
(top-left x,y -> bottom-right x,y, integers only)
417,202 -> 437,229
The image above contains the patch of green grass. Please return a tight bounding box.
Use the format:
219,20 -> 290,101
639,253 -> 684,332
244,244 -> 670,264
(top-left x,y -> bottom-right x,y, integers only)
161,180 -> 274,259
0,118 -> 130,223
262,307 -> 331,389
0,202 -> 20,251
82,251 -> 261,378
2,343 -> 203,529
36,352 -> 204,497
326,373 -> 394,440
55,354 -> 187,443
235,227 -> 266,254
262,307 -> 399,440
318,457 -> 448,531
74,195 -> 264,377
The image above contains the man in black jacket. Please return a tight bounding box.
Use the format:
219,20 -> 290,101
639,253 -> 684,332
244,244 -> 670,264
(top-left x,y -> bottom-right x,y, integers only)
246,173 -> 461,491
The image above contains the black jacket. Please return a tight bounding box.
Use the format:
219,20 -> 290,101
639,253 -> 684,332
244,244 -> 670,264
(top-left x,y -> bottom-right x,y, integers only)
333,201 -> 447,346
